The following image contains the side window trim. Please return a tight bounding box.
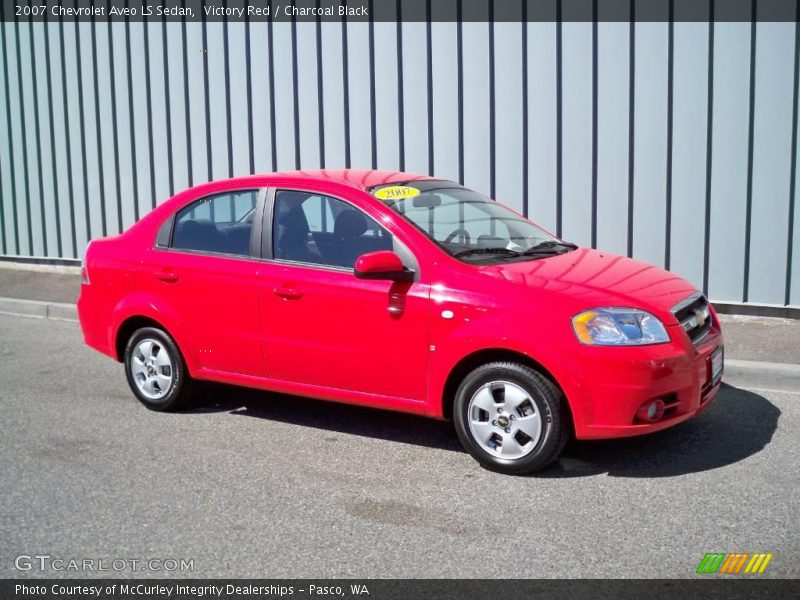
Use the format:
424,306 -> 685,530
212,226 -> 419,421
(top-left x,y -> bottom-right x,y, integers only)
261,186 -> 420,279
156,187 -> 267,260
155,215 -> 174,248
260,187 -> 276,261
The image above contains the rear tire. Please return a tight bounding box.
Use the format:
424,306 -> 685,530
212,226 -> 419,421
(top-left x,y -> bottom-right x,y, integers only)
123,327 -> 194,411
453,362 -> 569,475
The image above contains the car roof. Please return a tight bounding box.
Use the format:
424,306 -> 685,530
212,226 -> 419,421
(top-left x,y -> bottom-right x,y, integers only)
227,169 -> 437,192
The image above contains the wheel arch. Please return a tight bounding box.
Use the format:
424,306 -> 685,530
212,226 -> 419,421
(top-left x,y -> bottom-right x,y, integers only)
440,348 -> 574,434
108,292 -> 195,369
114,315 -> 171,362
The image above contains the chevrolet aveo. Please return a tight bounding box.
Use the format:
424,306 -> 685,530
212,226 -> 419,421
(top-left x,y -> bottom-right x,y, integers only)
78,169 -> 724,475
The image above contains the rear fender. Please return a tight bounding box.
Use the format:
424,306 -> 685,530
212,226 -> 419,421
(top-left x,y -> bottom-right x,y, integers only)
109,293 -> 198,374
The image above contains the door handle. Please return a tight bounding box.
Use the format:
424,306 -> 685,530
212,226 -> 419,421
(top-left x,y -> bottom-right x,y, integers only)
154,270 -> 179,283
273,286 -> 303,300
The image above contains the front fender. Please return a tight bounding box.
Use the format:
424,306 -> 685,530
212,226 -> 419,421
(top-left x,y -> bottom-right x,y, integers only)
427,321 -> 578,421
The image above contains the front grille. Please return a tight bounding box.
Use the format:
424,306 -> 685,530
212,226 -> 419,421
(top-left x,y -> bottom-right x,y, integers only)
672,292 -> 712,344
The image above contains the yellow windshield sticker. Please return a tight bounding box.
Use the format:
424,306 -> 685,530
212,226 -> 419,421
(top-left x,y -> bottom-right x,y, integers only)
375,185 -> 421,200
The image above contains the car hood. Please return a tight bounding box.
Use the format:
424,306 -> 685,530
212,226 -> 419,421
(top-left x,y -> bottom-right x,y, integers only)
478,247 -> 697,322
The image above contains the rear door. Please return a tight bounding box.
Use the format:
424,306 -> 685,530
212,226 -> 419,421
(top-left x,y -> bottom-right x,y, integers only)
258,189 -> 431,401
142,189 -> 266,376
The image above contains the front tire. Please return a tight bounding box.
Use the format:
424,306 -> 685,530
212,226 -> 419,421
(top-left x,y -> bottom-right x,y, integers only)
453,362 -> 569,475
124,327 -> 194,411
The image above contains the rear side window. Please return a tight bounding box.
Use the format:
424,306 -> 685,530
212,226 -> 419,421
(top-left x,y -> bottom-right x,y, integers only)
171,191 -> 259,257
272,190 -> 393,269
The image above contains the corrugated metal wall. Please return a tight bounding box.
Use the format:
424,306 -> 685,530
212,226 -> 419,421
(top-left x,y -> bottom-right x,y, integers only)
1,8 -> 799,307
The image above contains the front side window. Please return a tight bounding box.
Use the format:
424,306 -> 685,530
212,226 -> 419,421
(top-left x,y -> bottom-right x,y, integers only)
171,190 -> 259,257
372,181 -> 574,264
272,190 -> 393,269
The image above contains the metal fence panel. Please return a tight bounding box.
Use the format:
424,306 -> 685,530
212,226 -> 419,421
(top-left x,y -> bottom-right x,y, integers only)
0,14 -> 798,308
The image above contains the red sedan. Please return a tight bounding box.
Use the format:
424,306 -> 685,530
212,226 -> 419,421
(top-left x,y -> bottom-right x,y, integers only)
78,169 -> 724,474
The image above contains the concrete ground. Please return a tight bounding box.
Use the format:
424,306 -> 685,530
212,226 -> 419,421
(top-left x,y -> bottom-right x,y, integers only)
0,313 -> 797,579
718,314 -> 800,365
0,262 -> 79,304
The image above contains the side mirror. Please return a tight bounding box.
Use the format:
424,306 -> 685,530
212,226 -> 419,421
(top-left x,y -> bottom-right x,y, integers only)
354,251 -> 414,282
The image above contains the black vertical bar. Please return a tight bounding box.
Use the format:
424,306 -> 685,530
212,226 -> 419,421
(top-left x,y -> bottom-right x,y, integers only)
395,0 -> 404,171
489,0 -> 496,200
0,9 -> 7,255
316,1 -> 326,169
0,7 -> 9,254
74,19 -> 91,249
786,2 -> 800,306
124,0 -> 140,222
591,0 -> 598,247
181,0 -> 193,186
522,1 -> 529,217
245,5 -> 254,174
368,0 -> 377,169
201,6 -> 213,181
14,12 -> 34,254
290,14 -> 301,170
702,1 -> 715,296
456,0 -> 464,186
267,16 -> 277,171
90,6 -> 107,237
58,14 -> 77,255
162,12 -> 175,197
742,0 -> 757,303
107,8 -> 123,233
626,0 -> 635,257
222,1 -> 233,178
340,1 -> 351,169
143,18 -> 156,208
664,0 -> 674,269
1,3 -> 20,255
28,15 -> 48,253
0,136 -> 4,254
457,0 -> 465,230
556,0 -> 563,237
426,0 -> 434,175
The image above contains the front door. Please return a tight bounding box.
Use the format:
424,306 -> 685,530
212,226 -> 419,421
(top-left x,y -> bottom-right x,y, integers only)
259,190 -> 430,401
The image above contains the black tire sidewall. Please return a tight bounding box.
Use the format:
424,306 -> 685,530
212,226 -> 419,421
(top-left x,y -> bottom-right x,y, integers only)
123,327 -> 187,411
453,363 -> 564,475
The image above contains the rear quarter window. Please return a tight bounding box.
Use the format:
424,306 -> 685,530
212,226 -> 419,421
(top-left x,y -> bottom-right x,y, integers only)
170,191 -> 259,257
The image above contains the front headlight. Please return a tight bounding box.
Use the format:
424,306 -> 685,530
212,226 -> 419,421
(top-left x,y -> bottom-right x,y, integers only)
572,307 -> 670,345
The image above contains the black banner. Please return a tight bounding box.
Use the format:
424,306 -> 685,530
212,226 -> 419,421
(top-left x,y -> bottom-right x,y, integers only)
2,579 -> 800,600
1,0 -> 799,23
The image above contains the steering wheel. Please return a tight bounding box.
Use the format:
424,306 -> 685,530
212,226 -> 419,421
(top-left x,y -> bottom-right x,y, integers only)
444,228 -> 471,245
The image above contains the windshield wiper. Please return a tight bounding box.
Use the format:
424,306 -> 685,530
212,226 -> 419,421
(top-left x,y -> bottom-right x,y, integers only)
454,247 -> 521,258
454,241 -> 578,260
521,240 -> 578,255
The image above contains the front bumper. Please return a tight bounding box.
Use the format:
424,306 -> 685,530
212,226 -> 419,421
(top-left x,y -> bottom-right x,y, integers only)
566,320 -> 723,440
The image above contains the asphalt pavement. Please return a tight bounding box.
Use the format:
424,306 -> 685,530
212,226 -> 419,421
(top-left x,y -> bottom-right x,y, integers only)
0,313 -> 798,579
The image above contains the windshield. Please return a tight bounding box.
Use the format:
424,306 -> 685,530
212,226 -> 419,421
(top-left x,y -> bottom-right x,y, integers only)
371,181 -> 573,264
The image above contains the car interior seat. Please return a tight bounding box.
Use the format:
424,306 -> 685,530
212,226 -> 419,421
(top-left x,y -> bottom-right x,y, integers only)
172,219 -> 226,253
275,203 -> 321,264
330,209 -> 371,268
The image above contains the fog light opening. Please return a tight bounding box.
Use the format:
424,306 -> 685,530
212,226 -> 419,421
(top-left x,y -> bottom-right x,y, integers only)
636,399 -> 666,423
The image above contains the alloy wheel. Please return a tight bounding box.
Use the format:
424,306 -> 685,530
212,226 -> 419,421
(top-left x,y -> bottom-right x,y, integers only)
129,338 -> 174,400
467,380 -> 543,459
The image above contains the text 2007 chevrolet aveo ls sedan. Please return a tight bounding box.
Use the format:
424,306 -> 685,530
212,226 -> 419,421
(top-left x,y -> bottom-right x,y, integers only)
78,169 -> 724,475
